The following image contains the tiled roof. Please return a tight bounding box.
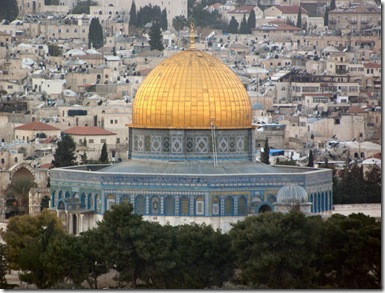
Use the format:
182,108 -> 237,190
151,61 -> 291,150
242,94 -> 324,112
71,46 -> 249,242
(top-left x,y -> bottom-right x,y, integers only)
63,126 -> 116,136
14,121 -> 60,131
364,63 -> 381,68
275,5 -> 308,14
348,106 -> 367,113
228,5 -> 256,14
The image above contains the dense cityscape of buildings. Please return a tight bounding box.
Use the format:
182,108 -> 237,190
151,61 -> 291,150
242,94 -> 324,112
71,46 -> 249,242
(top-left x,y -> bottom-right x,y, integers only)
0,0 -> 381,226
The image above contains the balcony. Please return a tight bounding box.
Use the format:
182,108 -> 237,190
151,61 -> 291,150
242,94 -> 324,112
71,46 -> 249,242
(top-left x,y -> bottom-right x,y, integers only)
348,19 -> 357,24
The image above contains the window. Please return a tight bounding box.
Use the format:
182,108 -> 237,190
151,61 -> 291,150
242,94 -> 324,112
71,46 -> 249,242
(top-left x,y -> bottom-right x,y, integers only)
135,195 -> 145,215
225,197 -> 233,216
238,196 -> 247,215
180,196 -> 189,216
212,197 -> 220,215
95,194 -> 101,212
195,196 -> 204,215
150,196 -> 160,215
14,157 -> 18,163
100,139 -> 106,143
116,138 -> 120,144
115,120 -> 118,124
110,120 -> 113,124
105,74 -> 109,78
1,159 -> 4,164
106,194 -> 115,210
88,194 -> 94,209
80,193 -> 86,208
334,118 -> 340,125
164,196 -> 175,215
120,195 -> 130,205
89,139 -> 94,143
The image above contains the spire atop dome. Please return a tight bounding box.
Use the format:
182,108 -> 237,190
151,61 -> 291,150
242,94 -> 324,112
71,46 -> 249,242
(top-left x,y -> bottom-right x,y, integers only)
190,20 -> 195,49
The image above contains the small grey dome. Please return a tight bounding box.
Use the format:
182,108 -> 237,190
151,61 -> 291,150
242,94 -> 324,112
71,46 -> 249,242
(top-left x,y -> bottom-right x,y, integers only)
277,183 -> 308,204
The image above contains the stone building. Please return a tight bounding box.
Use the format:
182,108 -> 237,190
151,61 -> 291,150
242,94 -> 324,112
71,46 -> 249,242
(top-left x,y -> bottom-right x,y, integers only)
49,36 -> 333,235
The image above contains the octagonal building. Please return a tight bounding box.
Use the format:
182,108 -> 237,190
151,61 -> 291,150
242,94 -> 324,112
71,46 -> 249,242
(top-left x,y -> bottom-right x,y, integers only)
49,46 -> 333,234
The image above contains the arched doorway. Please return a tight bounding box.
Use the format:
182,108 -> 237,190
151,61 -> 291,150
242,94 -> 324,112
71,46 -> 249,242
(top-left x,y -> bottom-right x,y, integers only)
40,196 -> 50,212
258,204 -> 272,213
72,214 -> 77,235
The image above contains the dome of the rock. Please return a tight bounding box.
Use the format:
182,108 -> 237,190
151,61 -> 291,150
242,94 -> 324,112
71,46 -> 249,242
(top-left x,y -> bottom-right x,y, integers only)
132,49 -> 252,129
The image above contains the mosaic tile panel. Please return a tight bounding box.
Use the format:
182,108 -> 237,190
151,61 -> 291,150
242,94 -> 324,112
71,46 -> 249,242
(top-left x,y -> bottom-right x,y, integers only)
236,136 -> 244,153
218,137 -> 229,153
137,136 -> 144,152
151,136 -> 162,153
171,137 -> 183,153
145,136 -> 151,152
186,137 -> 194,153
196,136 -> 209,153
163,136 -> 170,152
229,137 -> 235,152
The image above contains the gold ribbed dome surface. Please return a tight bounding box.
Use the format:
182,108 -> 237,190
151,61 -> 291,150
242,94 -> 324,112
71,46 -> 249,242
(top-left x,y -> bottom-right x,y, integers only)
132,49 -> 252,129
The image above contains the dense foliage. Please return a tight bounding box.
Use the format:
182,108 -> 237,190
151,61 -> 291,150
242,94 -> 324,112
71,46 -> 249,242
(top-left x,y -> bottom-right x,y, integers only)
1,206 -> 380,289
51,135 -> 77,167
227,16 -> 239,34
333,162 -> 381,204
149,22 -> 164,51
71,0 -> 98,14
99,142 -> 108,163
88,17 -> 104,49
0,0 -> 18,22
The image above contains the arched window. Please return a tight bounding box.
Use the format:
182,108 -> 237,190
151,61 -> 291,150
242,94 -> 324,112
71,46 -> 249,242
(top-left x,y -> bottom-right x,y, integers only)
73,192 -> 79,199
135,195 -> 145,215
80,193 -> 86,208
164,196 -> 175,215
65,191 -> 70,198
58,191 -> 62,199
95,194 -> 101,212
51,191 -> 56,207
238,196 -> 247,216
180,196 -> 189,216
58,201 -> 65,210
195,196 -> 204,216
150,196 -> 160,215
224,197 -> 234,216
120,194 -> 130,205
88,193 -> 94,210
212,196 -> 220,215
106,194 -> 115,210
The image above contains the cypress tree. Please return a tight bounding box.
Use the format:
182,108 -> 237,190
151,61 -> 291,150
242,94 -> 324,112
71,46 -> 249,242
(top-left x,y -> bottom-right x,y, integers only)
330,0 -> 336,10
161,8 -> 168,31
52,135 -> 77,167
227,16 -> 239,34
307,150 -> 314,167
149,22 -> 165,51
99,142 -> 108,163
88,17 -> 104,49
296,7 -> 302,28
260,138 -> 270,164
239,14 -> 248,34
324,6 -> 329,26
129,0 -> 137,26
247,9 -> 256,34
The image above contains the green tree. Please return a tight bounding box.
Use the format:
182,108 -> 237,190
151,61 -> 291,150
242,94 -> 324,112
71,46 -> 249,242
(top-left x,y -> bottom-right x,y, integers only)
0,243 -> 13,289
78,228 -> 109,289
317,213 -> 381,288
129,0 -> 137,26
247,9 -> 256,33
307,149 -> 314,167
96,204 -> 147,288
172,15 -> 187,33
324,6 -> 329,26
149,22 -> 164,51
0,0 -> 18,22
71,0 -> 98,14
52,135 -> 77,167
166,223 -> 235,289
334,162 -> 366,204
99,142 -> 108,163
230,211 -> 323,289
330,0 -> 336,10
6,177 -> 37,215
137,4 -> 162,27
44,0 -> 59,5
296,7 -> 302,28
260,138 -> 270,164
227,16 -> 239,34
88,17 -> 104,49
1,210 -> 64,271
239,14 -> 248,34
161,8 -> 168,30
364,164 -> 381,203
48,44 -> 62,57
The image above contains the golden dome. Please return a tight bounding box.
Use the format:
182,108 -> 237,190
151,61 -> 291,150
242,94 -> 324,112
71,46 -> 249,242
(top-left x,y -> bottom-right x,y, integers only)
132,49 -> 252,129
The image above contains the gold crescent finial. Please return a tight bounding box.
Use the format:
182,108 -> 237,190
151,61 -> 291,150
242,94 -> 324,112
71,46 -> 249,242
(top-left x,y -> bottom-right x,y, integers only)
190,20 -> 195,49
